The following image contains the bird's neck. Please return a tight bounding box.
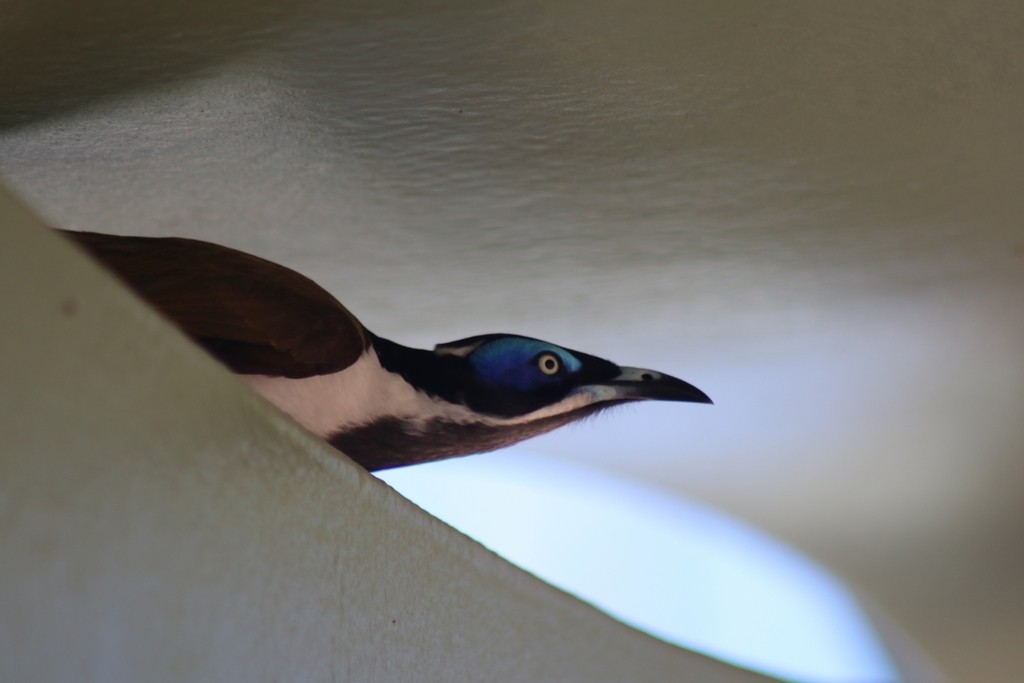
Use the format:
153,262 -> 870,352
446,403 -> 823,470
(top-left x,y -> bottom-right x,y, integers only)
368,333 -> 467,405
239,335 -> 464,442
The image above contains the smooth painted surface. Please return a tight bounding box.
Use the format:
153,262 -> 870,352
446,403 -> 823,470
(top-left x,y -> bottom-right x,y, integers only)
2,2 -> 1023,680
0,191 -> 779,682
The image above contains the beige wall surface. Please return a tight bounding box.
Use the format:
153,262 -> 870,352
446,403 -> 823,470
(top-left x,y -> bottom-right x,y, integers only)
0,191 -> 778,681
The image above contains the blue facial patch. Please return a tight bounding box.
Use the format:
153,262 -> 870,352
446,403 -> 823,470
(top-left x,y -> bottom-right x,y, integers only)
470,337 -> 582,391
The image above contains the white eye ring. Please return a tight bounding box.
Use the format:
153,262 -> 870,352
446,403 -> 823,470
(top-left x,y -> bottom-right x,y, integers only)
536,352 -> 561,376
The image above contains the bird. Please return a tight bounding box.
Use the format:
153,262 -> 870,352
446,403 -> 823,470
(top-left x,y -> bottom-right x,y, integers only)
59,229 -> 712,471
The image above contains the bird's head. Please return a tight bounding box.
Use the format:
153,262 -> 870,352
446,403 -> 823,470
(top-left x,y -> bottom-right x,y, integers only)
331,333 -> 711,470
437,334 -> 710,417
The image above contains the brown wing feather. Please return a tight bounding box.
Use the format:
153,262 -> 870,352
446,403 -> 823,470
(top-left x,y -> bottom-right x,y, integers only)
60,230 -> 368,378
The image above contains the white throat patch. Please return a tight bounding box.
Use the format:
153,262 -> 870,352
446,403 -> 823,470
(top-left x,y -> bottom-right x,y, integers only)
241,350 -> 459,437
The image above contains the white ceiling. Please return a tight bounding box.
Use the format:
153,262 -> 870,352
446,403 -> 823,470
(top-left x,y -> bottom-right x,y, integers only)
3,1 -> 1023,680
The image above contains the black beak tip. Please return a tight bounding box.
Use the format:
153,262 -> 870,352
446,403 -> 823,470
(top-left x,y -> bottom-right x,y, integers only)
693,389 -> 714,405
671,382 -> 713,405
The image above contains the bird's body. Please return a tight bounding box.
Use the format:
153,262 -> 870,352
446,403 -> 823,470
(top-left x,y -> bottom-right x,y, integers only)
61,229 -> 710,470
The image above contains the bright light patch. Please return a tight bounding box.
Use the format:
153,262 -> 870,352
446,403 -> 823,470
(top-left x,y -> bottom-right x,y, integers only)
380,452 -> 900,683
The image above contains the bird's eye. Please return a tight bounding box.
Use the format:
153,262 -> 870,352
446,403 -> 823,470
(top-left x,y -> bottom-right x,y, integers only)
536,352 -> 561,376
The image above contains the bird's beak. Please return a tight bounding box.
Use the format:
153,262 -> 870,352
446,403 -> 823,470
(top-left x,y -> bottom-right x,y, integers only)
597,366 -> 713,404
